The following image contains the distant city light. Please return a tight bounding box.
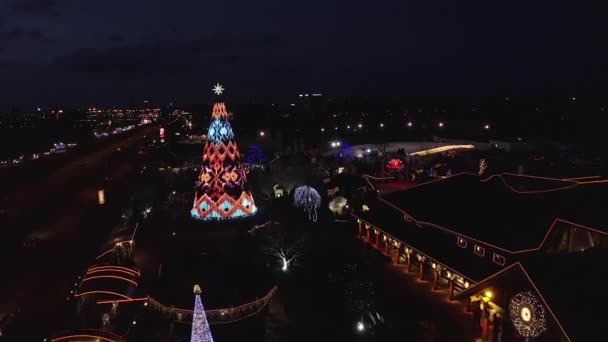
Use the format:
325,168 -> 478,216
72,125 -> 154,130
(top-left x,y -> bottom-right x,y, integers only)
321,128 -> 325,132
358,123 -> 362,128
259,131 -> 265,137
438,122 -> 444,127
407,122 -> 413,127
347,125 -> 351,129
366,148 -> 371,153
484,124 -> 490,130
379,123 -> 384,127
335,127 -> 338,130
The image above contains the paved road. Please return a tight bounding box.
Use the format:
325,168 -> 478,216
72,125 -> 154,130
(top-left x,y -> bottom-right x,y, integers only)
0,124 -> 158,244
0,124 -> 161,340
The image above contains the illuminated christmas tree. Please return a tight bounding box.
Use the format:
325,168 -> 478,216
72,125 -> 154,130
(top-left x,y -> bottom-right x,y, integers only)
191,83 -> 258,220
190,285 -> 214,342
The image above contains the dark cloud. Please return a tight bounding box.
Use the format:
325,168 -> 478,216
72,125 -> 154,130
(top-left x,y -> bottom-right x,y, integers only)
107,34 -> 125,43
0,27 -> 52,52
10,0 -> 64,16
54,34 -> 287,77
3,27 -> 49,41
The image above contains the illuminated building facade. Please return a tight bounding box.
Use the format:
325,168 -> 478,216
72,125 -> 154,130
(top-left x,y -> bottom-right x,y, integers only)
352,173 -> 608,341
191,91 -> 258,221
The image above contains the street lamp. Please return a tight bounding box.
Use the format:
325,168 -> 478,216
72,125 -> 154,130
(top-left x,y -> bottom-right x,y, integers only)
356,321 -> 365,332
438,122 -> 444,128
379,123 -> 384,127
407,122 -> 413,127
259,131 -> 265,137
484,124 -> 490,130
358,123 -> 362,128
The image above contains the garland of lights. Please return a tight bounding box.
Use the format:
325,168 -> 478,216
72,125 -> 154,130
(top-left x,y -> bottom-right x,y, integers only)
509,291 -> 547,339
293,185 -> 321,222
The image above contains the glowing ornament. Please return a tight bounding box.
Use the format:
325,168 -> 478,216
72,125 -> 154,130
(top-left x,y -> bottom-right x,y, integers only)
509,291 -> 547,339
212,83 -> 224,95
293,185 -> 321,222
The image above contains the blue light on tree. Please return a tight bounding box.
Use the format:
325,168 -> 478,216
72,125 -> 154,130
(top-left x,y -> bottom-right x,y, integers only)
293,185 -> 321,222
207,119 -> 234,144
332,142 -> 354,160
246,144 -> 267,166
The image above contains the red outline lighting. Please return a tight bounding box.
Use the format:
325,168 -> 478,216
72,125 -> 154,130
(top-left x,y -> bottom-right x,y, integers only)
74,291 -> 132,300
474,244 -> 485,256
492,253 -> 506,265
457,236 -> 467,248
82,275 -> 138,287
51,335 -> 117,342
87,265 -> 140,276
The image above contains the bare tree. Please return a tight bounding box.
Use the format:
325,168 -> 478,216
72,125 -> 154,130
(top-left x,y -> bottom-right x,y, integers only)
263,229 -> 305,272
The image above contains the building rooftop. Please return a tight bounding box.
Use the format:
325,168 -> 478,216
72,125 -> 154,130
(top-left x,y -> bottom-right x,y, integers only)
456,248 -> 608,342
355,202 -> 504,281
380,173 -> 608,252
522,249 -> 608,342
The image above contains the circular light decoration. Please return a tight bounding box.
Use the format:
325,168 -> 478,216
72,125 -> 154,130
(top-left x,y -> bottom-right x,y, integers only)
509,291 -> 547,338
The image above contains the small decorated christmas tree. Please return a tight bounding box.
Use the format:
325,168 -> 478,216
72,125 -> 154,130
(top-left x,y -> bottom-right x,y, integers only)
190,285 -> 214,342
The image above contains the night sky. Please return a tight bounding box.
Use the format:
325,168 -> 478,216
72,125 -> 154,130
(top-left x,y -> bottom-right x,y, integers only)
0,0 -> 606,108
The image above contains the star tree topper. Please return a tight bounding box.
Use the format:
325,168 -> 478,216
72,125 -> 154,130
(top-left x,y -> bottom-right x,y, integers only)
212,83 -> 225,95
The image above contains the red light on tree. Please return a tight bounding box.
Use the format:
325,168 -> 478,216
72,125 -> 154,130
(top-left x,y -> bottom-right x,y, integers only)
160,127 -> 165,138
387,158 -> 405,170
